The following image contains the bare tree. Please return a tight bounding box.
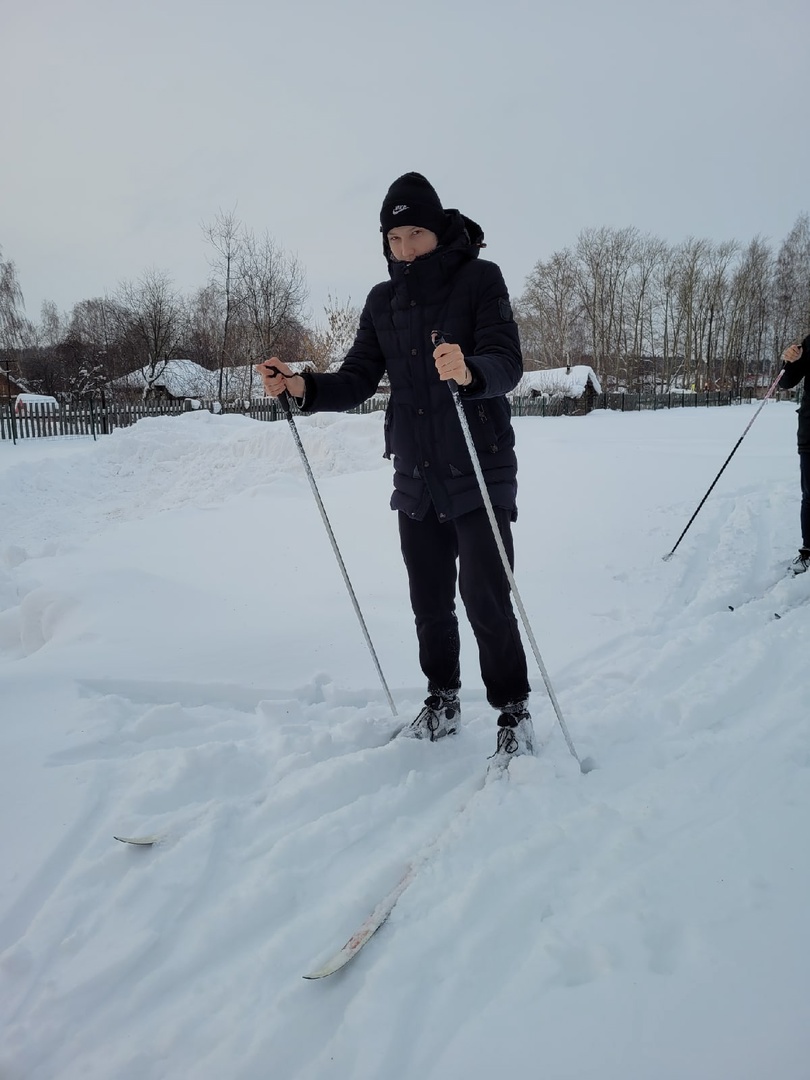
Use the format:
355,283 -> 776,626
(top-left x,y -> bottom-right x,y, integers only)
234,229 -> 308,360
0,245 -> 28,350
38,299 -> 67,349
305,294 -> 362,372
68,297 -> 126,378
187,283 -> 225,369
700,240 -> 738,388
60,297 -> 128,394
723,237 -> 774,389
670,238 -> 711,391
517,248 -> 583,369
114,269 -> 188,393
575,226 -> 640,388
625,234 -> 668,389
773,212 -> 810,358
203,209 -> 242,400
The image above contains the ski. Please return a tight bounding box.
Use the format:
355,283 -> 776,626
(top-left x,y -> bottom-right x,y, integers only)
113,726 -> 402,857
302,761 -> 509,980
772,595 -> 809,620
114,834 -> 163,846
303,864 -> 417,979
729,592 -> 807,619
727,570 -> 806,614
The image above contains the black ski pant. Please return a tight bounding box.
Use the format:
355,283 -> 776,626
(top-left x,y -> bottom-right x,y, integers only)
397,505 -> 530,711
801,452 -> 810,549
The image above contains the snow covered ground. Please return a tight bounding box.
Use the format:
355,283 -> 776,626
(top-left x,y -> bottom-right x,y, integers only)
1,399 -> 808,1080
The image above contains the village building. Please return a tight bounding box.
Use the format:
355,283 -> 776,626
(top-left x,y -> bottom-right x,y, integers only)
511,366 -> 602,414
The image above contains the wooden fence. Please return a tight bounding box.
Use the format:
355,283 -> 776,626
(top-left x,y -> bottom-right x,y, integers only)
0,387 -> 794,443
509,388 -> 761,416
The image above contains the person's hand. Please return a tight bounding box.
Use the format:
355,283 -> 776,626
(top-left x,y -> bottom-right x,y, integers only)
782,342 -> 803,364
433,341 -> 472,386
254,357 -> 305,398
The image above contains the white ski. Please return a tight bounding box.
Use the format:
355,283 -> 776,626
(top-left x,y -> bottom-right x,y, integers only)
114,834 -> 162,846
303,762 -> 510,979
303,864 -> 416,979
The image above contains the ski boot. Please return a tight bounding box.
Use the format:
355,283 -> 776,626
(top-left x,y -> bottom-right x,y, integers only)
400,690 -> 460,742
789,547 -> 810,576
489,701 -> 535,766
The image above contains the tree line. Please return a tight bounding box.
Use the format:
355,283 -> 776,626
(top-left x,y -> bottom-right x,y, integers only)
0,210 -> 360,401
516,213 -> 810,392
2,210 -> 809,401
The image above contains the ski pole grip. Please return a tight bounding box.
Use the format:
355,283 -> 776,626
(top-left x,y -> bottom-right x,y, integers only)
431,330 -> 459,393
263,364 -> 294,416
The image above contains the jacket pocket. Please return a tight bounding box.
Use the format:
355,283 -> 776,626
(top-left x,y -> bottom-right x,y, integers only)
473,403 -> 499,454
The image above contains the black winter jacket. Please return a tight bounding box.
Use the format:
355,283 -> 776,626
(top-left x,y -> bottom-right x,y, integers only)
300,212 -> 524,521
778,333 -> 810,453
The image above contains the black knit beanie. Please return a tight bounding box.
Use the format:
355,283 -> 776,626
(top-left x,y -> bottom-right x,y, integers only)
380,172 -> 447,237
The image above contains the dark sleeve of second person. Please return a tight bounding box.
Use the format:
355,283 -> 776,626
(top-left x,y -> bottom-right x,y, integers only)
779,333 -> 810,390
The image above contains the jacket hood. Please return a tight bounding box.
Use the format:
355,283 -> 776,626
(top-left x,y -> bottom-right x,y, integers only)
382,209 -> 486,266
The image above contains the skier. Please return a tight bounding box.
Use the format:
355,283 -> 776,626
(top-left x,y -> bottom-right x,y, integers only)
256,172 -> 534,762
780,334 -> 810,575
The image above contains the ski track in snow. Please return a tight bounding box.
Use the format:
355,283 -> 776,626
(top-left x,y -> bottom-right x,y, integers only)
1,405 -> 809,1079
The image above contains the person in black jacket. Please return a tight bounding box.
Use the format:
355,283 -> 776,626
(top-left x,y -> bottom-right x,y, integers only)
780,334 -> 810,574
256,172 -> 533,762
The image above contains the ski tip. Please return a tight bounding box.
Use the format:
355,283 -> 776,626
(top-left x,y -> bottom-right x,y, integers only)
114,834 -> 161,846
302,956 -> 352,980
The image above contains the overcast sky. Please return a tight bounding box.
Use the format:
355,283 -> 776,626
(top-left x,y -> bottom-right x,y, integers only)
2,0 -> 808,332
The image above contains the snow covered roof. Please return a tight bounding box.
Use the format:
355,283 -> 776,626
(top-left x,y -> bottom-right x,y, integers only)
513,365 -> 602,398
15,393 -> 59,405
109,359 -> 309,400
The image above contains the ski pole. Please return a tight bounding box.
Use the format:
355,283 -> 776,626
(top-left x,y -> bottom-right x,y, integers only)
266,367 -> 397,717
431,333 -> 591,773
662,368 -> 785,562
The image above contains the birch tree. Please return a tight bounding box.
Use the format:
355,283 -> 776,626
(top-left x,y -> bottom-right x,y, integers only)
0,245 -> 28,350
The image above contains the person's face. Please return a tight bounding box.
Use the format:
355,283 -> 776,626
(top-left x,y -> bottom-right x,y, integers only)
387,226 -> 438,263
